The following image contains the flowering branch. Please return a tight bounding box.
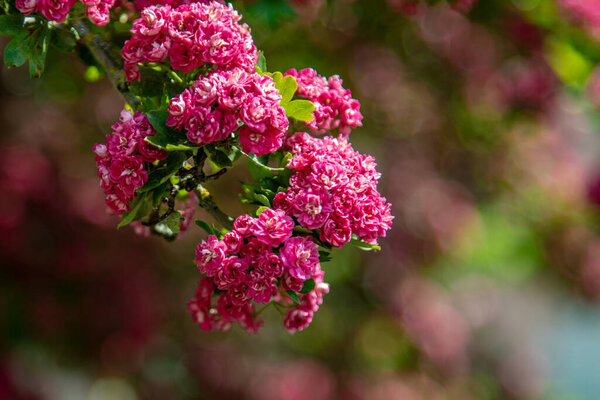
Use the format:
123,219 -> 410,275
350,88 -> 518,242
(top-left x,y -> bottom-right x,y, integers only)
71,20 -> 140,109
194,186 -> 234,231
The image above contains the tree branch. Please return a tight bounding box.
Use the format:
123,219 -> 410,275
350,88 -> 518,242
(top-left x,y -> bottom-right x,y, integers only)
71,20 -> 140,109
195,186 -> 234,231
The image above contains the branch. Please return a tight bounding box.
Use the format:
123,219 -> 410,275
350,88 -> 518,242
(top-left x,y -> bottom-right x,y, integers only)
195,186 -> 234,231
71,20 -> 140,109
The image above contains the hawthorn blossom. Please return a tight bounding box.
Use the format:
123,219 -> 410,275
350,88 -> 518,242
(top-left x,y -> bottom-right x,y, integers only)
93,109 -> 166,215
276,132 -> 393,247
16,0 -> 114,25
284,68 -> 363,136
123,2 -> 257,81
166,68 -> 288,155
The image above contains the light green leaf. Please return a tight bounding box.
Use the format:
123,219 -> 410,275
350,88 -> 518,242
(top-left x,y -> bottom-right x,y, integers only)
285,99 -> 315,122
274,74 -> 297,107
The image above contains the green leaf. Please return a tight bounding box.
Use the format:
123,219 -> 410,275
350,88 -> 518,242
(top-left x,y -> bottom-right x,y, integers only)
140,152 -> 186,193
349,237 -> 381,251
49,27 -> 76,52
318,250 -> 332,263
0,14 -> 24,36
118,193 -> 149,228
164,211 -> 181,234
299,278 -> 315,294
256,50 -> 267,74
204,146 -> 233,168
286,290 -> 300,305
152,182 -> 168,207
27,26 -> 48,77
274,74 -> 297,107
242,151 -> 284,172
253,193 -> 271,207
285,99 -> 315,122
130,67 -> 167,97
195,219 -> 217,235
145,109 -> 198,150
4,34 -> 27,68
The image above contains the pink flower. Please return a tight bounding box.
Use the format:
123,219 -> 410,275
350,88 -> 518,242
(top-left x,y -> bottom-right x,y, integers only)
280,236 -> 319,281
251,208 -> 294,247
257,253 -> 284,278
123,2 -> 258,81
292,190 -> 332,229
15,0 -> 37,14
39,0 -> 75,23
284,68 -> 363,136
214,256 -> 248,290
222,231 -> 242,254
319,215 -> 351,248
283,305 -> 313,333
194,235 -> 227,276
233,214 -> 255,237
246,270 -> 277,303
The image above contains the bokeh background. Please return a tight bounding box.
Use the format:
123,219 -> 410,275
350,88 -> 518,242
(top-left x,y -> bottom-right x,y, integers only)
4,0 -> 600,398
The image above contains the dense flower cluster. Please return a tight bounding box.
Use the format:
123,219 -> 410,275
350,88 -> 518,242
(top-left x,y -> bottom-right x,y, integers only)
93,109 -> 167,215
275,132 -> 393,247
134,0 -> 218,12
284,68 -> 363,136
166,68 -> 288,155
16,0 -> 114,25
123,2 -> 257,81
188,211 -> 329,333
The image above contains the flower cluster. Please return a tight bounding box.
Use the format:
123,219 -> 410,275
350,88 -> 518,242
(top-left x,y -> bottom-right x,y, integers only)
93,109 -> 167,215
275,132 -> 393,247
123,2 -> 257,81
16,0 -> 114,25
166,68 -> 288,155
134,0 -> 218,12
188,210 -> 329,333
284,68 -> 363,136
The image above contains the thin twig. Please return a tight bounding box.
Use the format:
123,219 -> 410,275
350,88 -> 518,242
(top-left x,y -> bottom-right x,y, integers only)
71,20 -> 140,109
194,186 -> 234,231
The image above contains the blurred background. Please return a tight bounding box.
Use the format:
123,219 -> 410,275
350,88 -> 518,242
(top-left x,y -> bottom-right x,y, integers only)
4,0 -> 600,398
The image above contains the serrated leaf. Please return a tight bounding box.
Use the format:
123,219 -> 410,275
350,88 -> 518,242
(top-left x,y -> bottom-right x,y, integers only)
286,290 -> 300,305
274,74 -> 297,107
0,14 -> 24,36
165,211 -> 181,234
4,34 -> 27,67
299,278 -> 315,294
26,25 -> 48,77
118,193 -> 148,228
285,99 -> 315,122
